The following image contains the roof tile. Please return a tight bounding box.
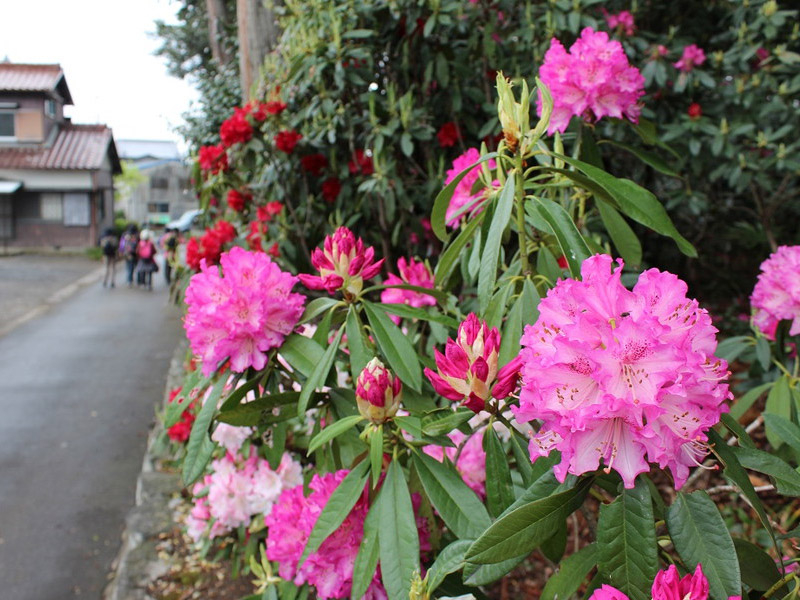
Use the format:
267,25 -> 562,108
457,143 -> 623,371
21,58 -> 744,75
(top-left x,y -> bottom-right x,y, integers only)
0,124 -> 115,171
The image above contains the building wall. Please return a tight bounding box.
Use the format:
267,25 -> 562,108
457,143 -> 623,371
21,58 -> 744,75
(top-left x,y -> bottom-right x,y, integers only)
119,159 -> 196,226
0,93 -> 55,144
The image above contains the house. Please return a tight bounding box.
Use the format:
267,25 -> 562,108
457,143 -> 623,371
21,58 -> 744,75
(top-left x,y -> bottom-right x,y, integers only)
0,63 -> 121,250
115,139 -> 196,227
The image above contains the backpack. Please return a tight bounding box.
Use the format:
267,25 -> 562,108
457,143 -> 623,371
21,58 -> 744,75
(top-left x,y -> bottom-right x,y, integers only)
101,236 -> 116,256
138,241 -> 154,260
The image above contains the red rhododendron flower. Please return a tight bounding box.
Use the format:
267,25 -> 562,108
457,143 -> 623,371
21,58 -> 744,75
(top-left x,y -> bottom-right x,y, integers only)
268,242 -> 280,258
264,101 -> 287,116
557,254 -> 569,269
275,130 -> 302,154
186,220 -> 239,270
688,102 -> 702,119
220,107 -> 254,147
436,122 -> 460,148
198,144 -> 228,174
348,149 -> 374,176
300,153 -> 328,176
226,189 -> 251,212
321,177 -> 341,203
246,220 -> 265,251
257,201 -> 283,222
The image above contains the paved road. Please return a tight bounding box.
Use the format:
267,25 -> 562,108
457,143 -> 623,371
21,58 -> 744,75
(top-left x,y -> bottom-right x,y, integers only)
0,261 -> 183,599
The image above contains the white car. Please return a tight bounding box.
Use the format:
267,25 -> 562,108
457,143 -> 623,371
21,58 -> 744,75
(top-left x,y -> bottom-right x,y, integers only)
166,209 -> 203,233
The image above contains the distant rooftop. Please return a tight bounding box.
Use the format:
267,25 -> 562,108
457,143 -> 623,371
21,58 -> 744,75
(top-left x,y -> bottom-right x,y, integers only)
0,63 -> 73,104
116,139 -> 182,161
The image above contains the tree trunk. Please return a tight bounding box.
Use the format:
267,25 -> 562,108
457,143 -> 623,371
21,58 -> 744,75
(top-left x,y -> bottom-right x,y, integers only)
206,0 -> 231,65
237,0 -> 281,103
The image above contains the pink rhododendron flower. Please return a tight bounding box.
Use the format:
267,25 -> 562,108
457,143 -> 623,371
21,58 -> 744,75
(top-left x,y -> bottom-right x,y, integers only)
443,148 -> 498,228
380,258 -> 436,322
424,313 -> 523,412
298,227 -> 384,298
537,27 -> 645,134
513,255 -> 731,488
211,423 -> 255,454
184,246 -> 306,376
750,246 -> 800,340
589,564 -> 713,600
674,44 -> 707,72
423,430 -> 486,497
605,10 -> 635,36
356,358 -> 402,424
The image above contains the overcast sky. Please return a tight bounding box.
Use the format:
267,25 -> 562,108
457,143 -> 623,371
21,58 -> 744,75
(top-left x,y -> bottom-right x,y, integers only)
2,0 -> 198,146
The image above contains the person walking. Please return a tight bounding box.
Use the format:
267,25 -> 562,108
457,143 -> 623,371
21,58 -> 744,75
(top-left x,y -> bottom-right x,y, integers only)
136,231 -> 159,291
120,226 -> 139,288
99,228 -> 119,288
161,228 -> 179,285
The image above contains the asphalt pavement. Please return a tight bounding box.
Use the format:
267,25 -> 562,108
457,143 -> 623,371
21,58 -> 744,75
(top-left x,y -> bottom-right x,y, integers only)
0,259 -> 183,599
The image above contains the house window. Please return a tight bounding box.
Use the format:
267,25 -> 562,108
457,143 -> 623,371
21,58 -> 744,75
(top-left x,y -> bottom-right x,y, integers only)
41,193 -> 63,221
147,202 -> 169,213
150,177 -> 169,190
63,192 -> 91,226
45,100 -> 56,118
0,112 -> 14,138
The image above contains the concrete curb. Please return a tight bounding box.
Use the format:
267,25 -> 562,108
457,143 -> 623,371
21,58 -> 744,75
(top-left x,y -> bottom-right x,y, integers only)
104,341 -> 188,600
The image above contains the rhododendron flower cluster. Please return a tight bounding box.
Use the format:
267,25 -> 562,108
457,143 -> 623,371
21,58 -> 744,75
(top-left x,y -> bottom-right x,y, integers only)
198,144 -> 228,174
220,106 -> 254,147
674,44 -> 707,72
444,148 -> 497,228
604,10 -> 635,36
300,153 -> 328,176
226,188 -> 251,212
537,27 -> 645,134
166,387 -> 196,443
436,122 -> 459,147
184,246 -> 306,375
298,227 -> 384,298
348,149 -> 374,176
380,257 -> 436,322
275,129 -> 302,154
186,452 -> 302,542
356,358 -> 402,424
423,430 -> 486,497
321,177 -> 342,203
185,220 -> 237,271
589,564 -> 717,600
513,254 -> 731,488
750,245 -> 800,339
425,313 -> 523,413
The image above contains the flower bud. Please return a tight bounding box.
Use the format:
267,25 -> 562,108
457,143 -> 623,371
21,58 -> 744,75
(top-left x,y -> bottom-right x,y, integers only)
356,358 -> 402,424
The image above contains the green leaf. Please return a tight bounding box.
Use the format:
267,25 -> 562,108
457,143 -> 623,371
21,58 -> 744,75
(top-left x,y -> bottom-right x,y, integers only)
217,391 -> 302,427
510,429 -> 534,487
756,336 -> 771,370
730,382 -> 773,420
300,297 -> 341,324
765,376 -> 792,448
411,451 -> 491,539
346,306 -> 370,381
363,301 -> 422,392
183,375 -> 227,486
297,325 -> 344,417
341,28 -> 374,38
378,460 -> 420,600
218,374 -> 261,412
498,291 -> 523,367
716,335 -> 752,363
463,554 -> 527,586
599,140 -> 680,177
351,499 -> 380,600
733,538 -> 783,592
400,132 -> 413,157
484,426 -> 515,518
300,460 -> 369,567
730,445 -> 800,496
666,491 -> 741,600
465,478 -> 592,565
280,334 -> 326,378
431,152 -> 497,242
541,543 -> 599,600
421,408 -> 473,437
370,425 -> 383,488
478,176 -> 516,314
550,153 -> 696,257
425,539 -> 473,594
597,202 -> 643,267
165,370 -> 204,427
530,197 -> 591,278
364,283 -> 449,306
763,413 -> 800,455
378,302 -> 459,328
484,281 -> 515,331
434,211 -> 485,287
597,478 -> 659,600
307,414 -> 364,455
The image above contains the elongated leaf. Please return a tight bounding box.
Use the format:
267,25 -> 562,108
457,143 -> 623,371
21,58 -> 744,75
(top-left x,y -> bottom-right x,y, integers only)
411,451 -> 491,539
183,375 -> 228,485
363,301 -> 422,392
307,414 -> 364,455
463,554 -> 527,586
217,391 -> 302,426
346,306 -> 369,381
597,478 -> 659,600
484,426 -> 515,518
425,539 -> 473,594
599,140 -> 680,177
421,408 -> 473,437
465,478 -> 592,565
370,425 -> 383,488
550,153 -> 696,257
478,176 -> 516,314
765,376 -> 792,448
716,335 -> 752,363
379,460 -> 420,600
364,283 -> 449,305
165,370 -> 205,427
498,291 -> 523,367
431,152 -> 498,241
666,491 -> 741,600
280,334 -> 325,378
300,460 -> 369,566
731,445 -> 800,496
300,297 -> 341,324
434,211 -> 486,287
733,538 -> 782,592
378,302 -> 459,328
219,374 -> 261,412
763,413 -> 800,454
510,429 -> 534,487
297,325 -> 344,417
720,413 -> 756,448
730,382 -> 773,420
351,498 -> 380,600
484,280 -> 515,331
756,337 -> 771,370
597,202 -> 642,267
541,543 -> 599,600
530,197 -> 591,278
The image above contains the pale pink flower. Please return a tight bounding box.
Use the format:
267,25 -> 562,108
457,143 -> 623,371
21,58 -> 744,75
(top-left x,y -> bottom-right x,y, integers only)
750,246 -> 800,340
423,430 -> 486,497
424,313 -> 523,412
380,257 -> 436,322
514,254 -> 731,488
356,358 -> 402,424
211,423 -> 254,454
537,27 -> 645,134
184,246 -> 306,376
605,10 -> 635,36
443,148 -> 497,228
674,44 -> 707,72
298,227 -> 384,298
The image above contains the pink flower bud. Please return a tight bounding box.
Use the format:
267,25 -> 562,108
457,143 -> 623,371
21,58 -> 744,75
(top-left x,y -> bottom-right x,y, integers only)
356,358 -> 402,423
298,227 -> 385,298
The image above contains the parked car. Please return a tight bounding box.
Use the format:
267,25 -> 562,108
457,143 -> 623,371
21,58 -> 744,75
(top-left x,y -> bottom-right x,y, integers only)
165,209 -> 202,233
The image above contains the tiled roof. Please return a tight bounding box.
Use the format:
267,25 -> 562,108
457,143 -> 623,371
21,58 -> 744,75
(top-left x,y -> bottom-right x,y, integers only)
0,124 -> 117,171
0,63 -> 73,103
